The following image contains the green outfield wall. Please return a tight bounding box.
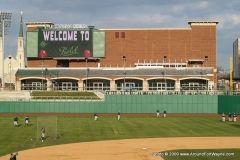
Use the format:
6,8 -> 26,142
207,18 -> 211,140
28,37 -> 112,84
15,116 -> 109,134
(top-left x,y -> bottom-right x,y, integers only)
218,96 -> 240,114
0,95 -> 219,114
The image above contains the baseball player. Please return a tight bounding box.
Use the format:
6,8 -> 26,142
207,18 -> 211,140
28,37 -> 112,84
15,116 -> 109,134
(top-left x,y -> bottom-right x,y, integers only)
163,110 -> 167,118
233,113 -> 237,122
156,110 -> 160,118
10,152 -> 18,160
221,113 -> 225,122
41,127 -> 45,142
228,113 -> 232,122
13,117 -> 19,127
24,116 -> 30,126
94,113 -> 98,121
117,112 -> 121,120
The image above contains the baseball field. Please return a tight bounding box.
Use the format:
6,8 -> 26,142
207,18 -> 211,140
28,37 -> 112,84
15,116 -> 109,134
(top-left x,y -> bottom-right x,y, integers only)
0,115 -> 240,159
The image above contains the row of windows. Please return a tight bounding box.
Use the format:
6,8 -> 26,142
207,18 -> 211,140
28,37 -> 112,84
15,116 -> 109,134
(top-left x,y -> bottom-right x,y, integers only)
21,80 -> 208,91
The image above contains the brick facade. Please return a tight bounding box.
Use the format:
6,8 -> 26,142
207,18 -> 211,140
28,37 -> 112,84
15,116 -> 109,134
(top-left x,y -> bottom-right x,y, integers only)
27,22 -> 217,69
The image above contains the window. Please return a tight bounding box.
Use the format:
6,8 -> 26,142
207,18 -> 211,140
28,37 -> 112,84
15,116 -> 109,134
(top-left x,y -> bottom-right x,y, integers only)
121,82 -> 135,90
163,56 -> 167,63
115,32 -> 119,38
121,32 -> 125,38
205,56 -> 208,62
57,60 -> 69,67
62,82 -> 72,90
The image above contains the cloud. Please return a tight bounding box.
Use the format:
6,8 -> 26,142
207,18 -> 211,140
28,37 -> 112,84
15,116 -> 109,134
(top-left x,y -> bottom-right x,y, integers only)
212,14 -> 240,30
113,15 -> 171,25
198,1 -> 209,9
171,5 -> 186,14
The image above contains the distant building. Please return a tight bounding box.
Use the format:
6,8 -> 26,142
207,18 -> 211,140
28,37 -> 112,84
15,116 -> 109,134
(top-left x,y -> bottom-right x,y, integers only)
0,12 -> 25,89
3,55 -> 18,88
233,38 -> 240,79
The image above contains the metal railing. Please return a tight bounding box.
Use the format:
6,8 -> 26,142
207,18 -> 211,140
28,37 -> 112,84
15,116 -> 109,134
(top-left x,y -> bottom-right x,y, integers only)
105,90 -> 237,95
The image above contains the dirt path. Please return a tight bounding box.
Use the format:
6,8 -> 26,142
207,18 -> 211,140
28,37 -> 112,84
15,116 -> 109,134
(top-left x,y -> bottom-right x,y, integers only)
1,137 -> 240,160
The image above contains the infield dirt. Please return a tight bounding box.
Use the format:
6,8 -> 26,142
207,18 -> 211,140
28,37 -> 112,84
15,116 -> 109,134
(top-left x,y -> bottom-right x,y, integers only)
1,137 -> 240,160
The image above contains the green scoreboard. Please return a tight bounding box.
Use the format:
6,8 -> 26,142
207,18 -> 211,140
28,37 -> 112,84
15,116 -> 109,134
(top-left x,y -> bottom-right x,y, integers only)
27,27 -> 105,58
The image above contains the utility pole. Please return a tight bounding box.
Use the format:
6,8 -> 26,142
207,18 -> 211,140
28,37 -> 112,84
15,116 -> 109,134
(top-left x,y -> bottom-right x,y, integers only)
230,56 -> 233,92
122,56 -> 126,91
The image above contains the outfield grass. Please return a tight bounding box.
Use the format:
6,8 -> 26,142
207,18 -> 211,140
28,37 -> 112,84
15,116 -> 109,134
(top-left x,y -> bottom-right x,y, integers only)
161,149 -> 240,160
1,117 -> 240,156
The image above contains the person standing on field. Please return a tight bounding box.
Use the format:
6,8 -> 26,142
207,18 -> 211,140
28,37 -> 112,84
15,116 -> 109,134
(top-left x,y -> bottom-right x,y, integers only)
94,113 -> 98,121
221,113 -> 225,122
13,117 -> 19,127
10,152 -> 18,160
228,113 -> 232,122
163,110 -> 167,118
41,127 -> 45,142
24,116 -> 30,126
117,112 -> 121,120
156,110 -> 160,118
233,113 -> 237,122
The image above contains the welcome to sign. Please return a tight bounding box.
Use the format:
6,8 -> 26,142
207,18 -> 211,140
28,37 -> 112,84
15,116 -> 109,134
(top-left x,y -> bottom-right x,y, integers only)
38,29 -> 93,58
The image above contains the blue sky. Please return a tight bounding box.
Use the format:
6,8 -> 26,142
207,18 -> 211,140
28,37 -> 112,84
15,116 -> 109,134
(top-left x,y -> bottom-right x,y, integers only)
1,0 -> 240,69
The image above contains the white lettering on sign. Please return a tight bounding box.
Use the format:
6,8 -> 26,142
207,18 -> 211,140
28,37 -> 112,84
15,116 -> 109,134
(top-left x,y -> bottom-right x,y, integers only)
85,31 -> 89,41
43,30 -> 88,41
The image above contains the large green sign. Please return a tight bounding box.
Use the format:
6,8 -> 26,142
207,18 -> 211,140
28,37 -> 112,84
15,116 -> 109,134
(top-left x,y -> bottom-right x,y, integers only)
38,29 -> 93,58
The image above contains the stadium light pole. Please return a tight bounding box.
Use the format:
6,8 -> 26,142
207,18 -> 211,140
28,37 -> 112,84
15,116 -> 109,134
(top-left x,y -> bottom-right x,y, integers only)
0,12 -> 12,89
8,56 -> 11,90
122,56 -> 126,91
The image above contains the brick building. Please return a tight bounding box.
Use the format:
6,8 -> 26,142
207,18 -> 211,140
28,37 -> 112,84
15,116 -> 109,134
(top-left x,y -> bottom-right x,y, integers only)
16,21 -> 218,92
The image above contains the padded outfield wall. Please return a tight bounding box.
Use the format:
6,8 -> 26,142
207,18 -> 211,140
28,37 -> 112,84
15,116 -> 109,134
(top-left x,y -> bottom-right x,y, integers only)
0,95 -> 218,114
218,96 -> 240,114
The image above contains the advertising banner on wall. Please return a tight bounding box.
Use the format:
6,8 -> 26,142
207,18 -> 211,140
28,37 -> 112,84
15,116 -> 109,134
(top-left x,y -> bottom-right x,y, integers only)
38,28 -> 93,58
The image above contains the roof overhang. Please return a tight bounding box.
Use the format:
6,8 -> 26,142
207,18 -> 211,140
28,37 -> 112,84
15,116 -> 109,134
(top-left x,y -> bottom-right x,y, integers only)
188,59 -> 205,62
53,57 -> 100,60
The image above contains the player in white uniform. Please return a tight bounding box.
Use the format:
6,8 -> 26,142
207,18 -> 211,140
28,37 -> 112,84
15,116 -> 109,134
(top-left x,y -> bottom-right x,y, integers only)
41,127 -> 45,142
221,113 -> 225,122
117,112 -> 121,120
94,113 -> 98,121
25,116 -> 30,126
156,110 -> 160,118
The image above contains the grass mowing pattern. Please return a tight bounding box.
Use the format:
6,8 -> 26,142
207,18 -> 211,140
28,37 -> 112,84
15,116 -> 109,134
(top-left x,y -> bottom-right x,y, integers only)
161,149 -> 240,160
0,117 -> 240,156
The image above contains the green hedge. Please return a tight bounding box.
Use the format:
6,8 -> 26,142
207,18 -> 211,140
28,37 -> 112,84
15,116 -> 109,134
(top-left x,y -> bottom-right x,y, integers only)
31,91 -> 100,100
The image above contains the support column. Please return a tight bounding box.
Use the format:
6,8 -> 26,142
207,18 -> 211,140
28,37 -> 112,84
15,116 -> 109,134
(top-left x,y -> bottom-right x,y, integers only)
78,80 -> 84,91
110,80 -> 116,91
15,79 -> 21,91
47,79 -> 52,91
208,81 -> 214,91
143,80 -> 148,91
175,80 -> 180,92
